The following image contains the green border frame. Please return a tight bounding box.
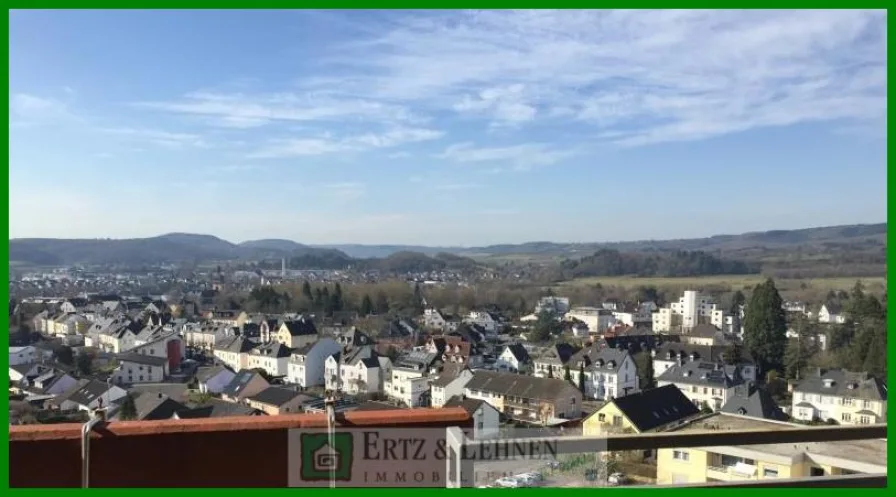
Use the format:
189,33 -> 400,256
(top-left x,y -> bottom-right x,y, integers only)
1,5 -> 891,493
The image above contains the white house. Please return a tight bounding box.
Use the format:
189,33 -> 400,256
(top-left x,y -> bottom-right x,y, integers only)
22,370 -> 78,397
495,343 -> 532,373
569,347 -> 640,400
213,336 -> 256,371
656,362 -> 747,411
464,310 -> 503,336
287,338 -> 342,388
112,353 -> 169,385
9,346 -> 36,366
59,380 -> 128,412
247,342 -> 292,378
565,307 -> 616,333
195,366 -> 236,394
444,397 -> 501,439
430,368 -> 475,408
653,290 -> 719,332
325,346 -> 390,395
385,351 -> 440,408
791,369 -> 887,425
817,304 -> 846,324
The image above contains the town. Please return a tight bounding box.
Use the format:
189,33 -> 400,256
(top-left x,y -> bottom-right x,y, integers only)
8,275 -> 887,487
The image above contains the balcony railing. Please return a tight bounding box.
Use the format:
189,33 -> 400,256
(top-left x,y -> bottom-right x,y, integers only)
444,423 -> 887,488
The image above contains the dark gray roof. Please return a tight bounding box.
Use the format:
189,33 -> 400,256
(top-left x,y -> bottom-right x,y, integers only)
341,346 -> 382,368
793,369 -> 887,401
250,342 -> 292,358
566,346 -> 629,373
195,365 -> 232,383
657,362 -> 746,389
653,343 -> 754,365
128,383 -> 189,402
282,318 -> 318,337
465,370 -> 580,402
221,369 -> 267,397
504,343 -> 531,363
126,393 -> 188,421
246,386 -> 310,407
178,398 -> 260,418
606,385 -> 701,432
393,350 -> 439,371
116,353 -> 168,367
217,335 -> 257,353
67,380 -> 115,407
821,303 -> 843,314
690,324 -> 720,338
535,343 -> 580,366
721,385 -> 788,421
444,396 -> 496,416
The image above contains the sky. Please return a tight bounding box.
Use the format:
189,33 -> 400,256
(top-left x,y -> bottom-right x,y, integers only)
8,9 -> 888,246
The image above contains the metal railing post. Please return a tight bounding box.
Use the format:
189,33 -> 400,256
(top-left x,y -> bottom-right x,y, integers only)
81,408 -> 106,488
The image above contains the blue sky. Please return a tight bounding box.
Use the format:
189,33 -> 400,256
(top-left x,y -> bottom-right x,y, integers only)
9,9 -> 887,246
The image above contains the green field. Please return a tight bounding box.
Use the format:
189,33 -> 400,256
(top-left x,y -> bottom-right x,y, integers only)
556,275 -> 886,294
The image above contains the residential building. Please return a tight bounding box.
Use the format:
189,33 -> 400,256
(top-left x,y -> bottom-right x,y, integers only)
464,370 -> 583,423
652,343 -> 758,383
653,290 -> 718,333
656,412 -> 887,484
426,335 -> 481,368
565,307 -> 616,333
386,351 -> 440,407
494,343 -> 531,373
612,303 -> 655,327
567,346 -> 640,400
532,343 -> 580,378
213,336 -> 256,372
112,353 -> 169,385
657,361 -> 748,411
195,366 -> 236,395
58,380 -> 128,412
720,384 -> 788,421
334,328 -> 375,349
682,324 -> 728,346
430,368 -> 475,408
287,338 -> 342,388
16,369 -> 78,398
464,310 -> 504,336
444,396 -> 501,439
114,393 -> 188,421
245,387 -> 314,415
275,317 -> 318,349
582,384 -> 701,435
534,296 -> 570,315
247,342 -> 292,378
424,308 -> 458,331
220,370 -> 270,403
791,369 -> 887,425
325,346 -> 391,395
9,346 -> 36,366
817,304 -> 846,324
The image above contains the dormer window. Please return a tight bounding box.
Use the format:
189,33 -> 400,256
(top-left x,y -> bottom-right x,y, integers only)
823,379 -> 835,388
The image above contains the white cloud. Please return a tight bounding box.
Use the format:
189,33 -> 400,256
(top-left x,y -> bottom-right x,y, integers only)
9,94 -> 72,123
135,90 -> 425,129
438,142 -> 574,169
249,126 -> 443,158
327,9 -> 886,145
99,127 -> 208,149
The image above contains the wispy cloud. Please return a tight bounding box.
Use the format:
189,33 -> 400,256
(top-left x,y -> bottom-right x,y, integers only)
135,91 -> 425,129
321,182 -> 367,201
325,9 -> 885,146
438,142 -> 575,169
99,127 -> 208,149
9,94 -> 74,125
249,126 -> 443,158
434,183 -> 482,191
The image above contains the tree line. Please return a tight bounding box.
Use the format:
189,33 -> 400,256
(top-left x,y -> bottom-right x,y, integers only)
560,249 -> 758,279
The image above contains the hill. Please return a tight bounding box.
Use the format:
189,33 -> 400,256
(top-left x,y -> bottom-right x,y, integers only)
8,234 -> 349,266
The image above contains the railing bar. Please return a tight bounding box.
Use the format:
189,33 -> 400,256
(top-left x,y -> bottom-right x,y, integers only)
460,424 -> 887,454
667,473 -> 887,488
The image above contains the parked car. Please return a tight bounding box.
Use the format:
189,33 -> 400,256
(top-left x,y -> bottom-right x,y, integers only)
608,472 -> 628,486
516,473 -> 544,485
495,477 -> 523,488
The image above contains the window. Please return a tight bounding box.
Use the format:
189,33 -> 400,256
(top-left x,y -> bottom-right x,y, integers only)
478,422 -> 484,430
841,413 -> 852,422
597,413 -> 606,422
612,415 -> 622,427
763,468 -> 779,478
672,451 -> 689,461
139,375 -> 144,381
703,388 -> 708,394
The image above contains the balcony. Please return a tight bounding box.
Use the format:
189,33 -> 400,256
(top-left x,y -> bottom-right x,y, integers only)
9,408 -> 886,488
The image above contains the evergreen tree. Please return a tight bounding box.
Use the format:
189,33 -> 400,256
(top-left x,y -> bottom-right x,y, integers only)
333,283 -> 344,311
76,353 -> 93,376
374,291 -> 390,315
547,364 -> 554,379
360,294 -> 374,316
301,281 -> 313,301
313,288 -> 323,309
563,364 -> 572,383
642,354 -> 655,388
743,278 -> 788,373
577,364 -> 586,393
119,393 -> 138,421
53,345 -> 74,366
